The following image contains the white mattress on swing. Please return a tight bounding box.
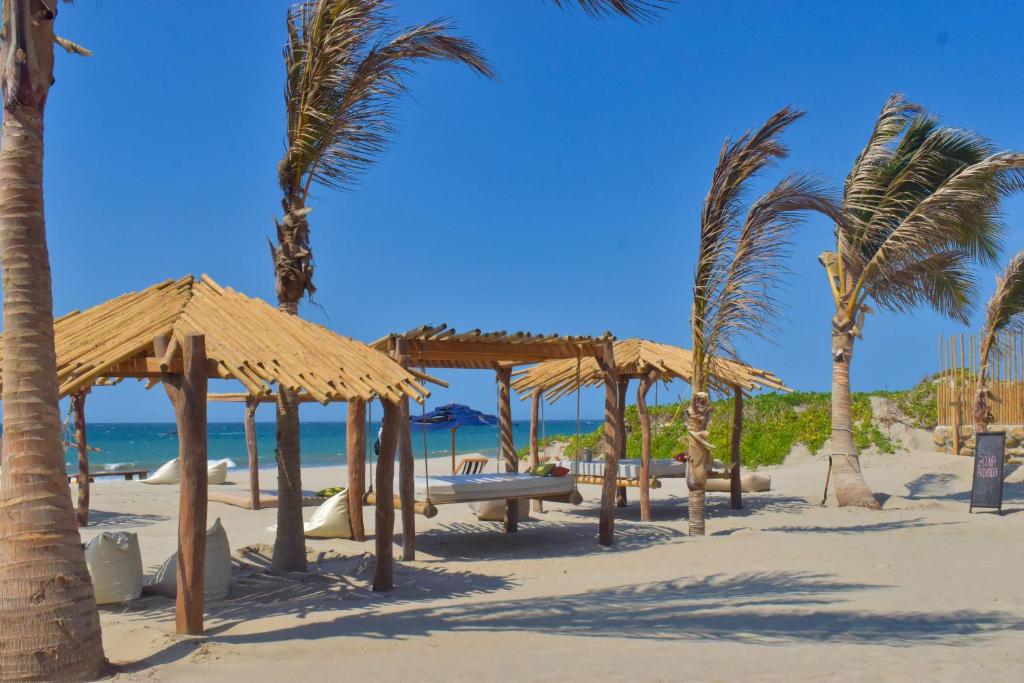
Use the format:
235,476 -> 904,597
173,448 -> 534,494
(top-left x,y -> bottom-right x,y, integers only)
413,473 -> 574,504
561,459 -> 687,479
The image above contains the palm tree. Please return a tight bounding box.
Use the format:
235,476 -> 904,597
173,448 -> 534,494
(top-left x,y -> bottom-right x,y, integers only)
973,252 -> 1024,435
820,94 -> 1024,508
688,107 -> 838,535
270,0 -> 494,571
0,1 -> 105,680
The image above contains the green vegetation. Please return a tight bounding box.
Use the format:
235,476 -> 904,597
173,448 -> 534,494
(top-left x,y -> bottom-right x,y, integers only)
519,380 -> 939,469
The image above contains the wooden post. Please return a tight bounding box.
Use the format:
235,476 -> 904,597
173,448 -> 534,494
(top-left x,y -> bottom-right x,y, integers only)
497,366 -> 517,532
373,399 -> 401,591
72,389 -> 89,526
637,370 -> 657,522
244,395 -> 260,510
393,338 -> 415,560
598,341 -> 619,546
616,377 -> 629,508
347,398 -> 366,541
450,428 -> 457,473
730,386 -> 743,510
530,389 -> 543,513
155,334 -> 208,635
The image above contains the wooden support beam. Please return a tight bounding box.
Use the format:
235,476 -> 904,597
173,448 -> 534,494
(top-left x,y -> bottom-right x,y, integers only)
373,399 -> 401,592
244,396 -> 260,511
155,334 -> 208,635
393,338 -> 416,561
410,339 -> 602,364
347,398 -> 367,541
637,370 -> 658,522
529,390 -> 543,514
575,474 -> 662,488
105,355 -> 223,379
363,491 -> 438,518
498,366 -> 518,532
616,377 -> 629,508
730,386 -> 743,510
598,340 -> 619,546
72,390 -> 89,526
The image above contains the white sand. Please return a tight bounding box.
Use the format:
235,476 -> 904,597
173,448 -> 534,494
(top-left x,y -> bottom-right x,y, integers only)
83,450 -> 1024,682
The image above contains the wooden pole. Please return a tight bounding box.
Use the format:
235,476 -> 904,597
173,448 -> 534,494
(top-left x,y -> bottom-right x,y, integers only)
730,386 -> 743,510
598,341 -> 619,546
530,389 -> 542,513
347,398 -> 366,541
373,399 -> 401,591
244,395 -> 260,511
392,338 -> 415,561
450,428 -> 457,473
616,377 -> 629,508
72,389 -> 89,526
156,334 -> 208,635
497,366 -> 517,532
637,371 -> 657,522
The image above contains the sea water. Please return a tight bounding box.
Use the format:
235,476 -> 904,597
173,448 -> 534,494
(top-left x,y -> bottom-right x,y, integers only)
64,420 -> 600,475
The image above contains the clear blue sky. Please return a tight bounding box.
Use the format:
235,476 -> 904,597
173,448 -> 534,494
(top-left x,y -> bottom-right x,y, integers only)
35,1 -> 1024,423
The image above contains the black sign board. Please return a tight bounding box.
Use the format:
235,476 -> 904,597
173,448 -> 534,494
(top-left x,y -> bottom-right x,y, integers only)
970,431 -> 1005,514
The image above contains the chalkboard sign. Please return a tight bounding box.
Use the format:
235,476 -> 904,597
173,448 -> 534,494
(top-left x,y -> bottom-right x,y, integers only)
970,431 -> 1006,514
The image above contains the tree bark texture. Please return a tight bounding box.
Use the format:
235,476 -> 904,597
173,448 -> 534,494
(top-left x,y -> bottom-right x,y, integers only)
373,400 -> 401,591
598,342 -> 619,546
529,390 -> 542,513
346,399 -> 366,541
72,391 -> 89,526
637,371 -> 657,522
730,387 -> 743,510
686,391 -> 712,536
829,328 -> 879,508
244,396 -> 260,511
497,367 -> 518,533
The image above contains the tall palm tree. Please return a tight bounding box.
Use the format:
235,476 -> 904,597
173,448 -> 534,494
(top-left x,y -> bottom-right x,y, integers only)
270,0 -> 494,571
973,251 -> 1024,435
688,107 -> 838,535
820,94 -> 1024,508
0,1 -> 105,680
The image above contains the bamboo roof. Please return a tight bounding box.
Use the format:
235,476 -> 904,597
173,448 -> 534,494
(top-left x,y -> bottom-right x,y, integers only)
371,323 -> 615,370
511,337 -> 789,402
0,275 -> 427,404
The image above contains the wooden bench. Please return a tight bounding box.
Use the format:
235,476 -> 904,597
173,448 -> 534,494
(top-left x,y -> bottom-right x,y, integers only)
68,469 -> 149,483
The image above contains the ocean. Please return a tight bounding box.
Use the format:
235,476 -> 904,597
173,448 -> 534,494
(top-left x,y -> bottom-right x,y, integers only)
65,420 -> 601,475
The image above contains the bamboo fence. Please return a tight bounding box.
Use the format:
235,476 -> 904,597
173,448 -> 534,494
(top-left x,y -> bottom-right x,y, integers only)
937,332 -> 1024,427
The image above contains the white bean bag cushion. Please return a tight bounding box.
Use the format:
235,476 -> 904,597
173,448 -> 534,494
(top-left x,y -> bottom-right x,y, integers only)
706,472 -> 771,493
207,459 -> 229,485
142,458 -> 179,485
143,518 -> 232,600
266,490 -> 352,539
85,532 -> 143,605
469,498 -> 531,522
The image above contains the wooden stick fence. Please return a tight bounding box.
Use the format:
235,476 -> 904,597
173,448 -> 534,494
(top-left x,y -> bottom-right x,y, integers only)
938,332 -> 1024,429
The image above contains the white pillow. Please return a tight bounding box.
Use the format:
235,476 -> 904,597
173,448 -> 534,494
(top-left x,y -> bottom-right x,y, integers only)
142,458 -> 179,485
85,532 -> 143,605
207,459 -> 229,485
143,518 -> 232,600
469,498 -> 531,522
266,490 -> 352,539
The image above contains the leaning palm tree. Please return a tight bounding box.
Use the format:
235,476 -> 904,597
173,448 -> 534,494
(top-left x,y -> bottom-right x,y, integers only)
0,1 -> 106,680
820,94 -> 1024,508
688,107 -> 839,535
973,251 -> 1024,436
270,0 -> 494,571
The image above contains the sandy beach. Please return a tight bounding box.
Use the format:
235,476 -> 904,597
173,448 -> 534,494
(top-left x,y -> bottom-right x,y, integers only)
81,449 -> 1024,683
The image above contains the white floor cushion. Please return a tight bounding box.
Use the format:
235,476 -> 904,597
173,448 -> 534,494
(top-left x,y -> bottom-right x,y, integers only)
266,490 -> 352,539
469,498 -> 531,522
142,458 -> 179,485
207,459 -> 229,485
143,518 -> 232,600
706,472 -> 771,493
85,532 -> 143,605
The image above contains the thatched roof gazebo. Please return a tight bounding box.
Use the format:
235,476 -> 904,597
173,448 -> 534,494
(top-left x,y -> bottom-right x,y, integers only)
512,338 -> 790,520
0,274 -> 426,635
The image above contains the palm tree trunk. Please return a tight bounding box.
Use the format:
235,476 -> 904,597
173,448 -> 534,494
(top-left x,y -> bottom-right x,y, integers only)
685,391 -> 712,536
829,329 -> 879,508
0,4 -> 106,672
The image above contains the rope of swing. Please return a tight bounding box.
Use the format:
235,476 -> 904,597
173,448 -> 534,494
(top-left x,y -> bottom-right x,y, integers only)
572,350 -> 582,496
366,398 -> 374,493
421,367 -> 431,504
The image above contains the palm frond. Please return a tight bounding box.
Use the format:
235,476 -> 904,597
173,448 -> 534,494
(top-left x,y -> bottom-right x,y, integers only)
979,251 -> 1024,375
279,0 -> 495,204
547,0 -> 670,21
863,248 -> 975,323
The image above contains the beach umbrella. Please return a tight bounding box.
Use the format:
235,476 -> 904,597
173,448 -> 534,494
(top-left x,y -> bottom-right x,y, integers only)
410,403 -> 496,472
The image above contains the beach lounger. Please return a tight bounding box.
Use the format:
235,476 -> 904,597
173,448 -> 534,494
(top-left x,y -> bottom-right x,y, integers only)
561,458 -> 686,488
68,468 -> 149,483
453,454 -> 489,475
413,472 -> 574,504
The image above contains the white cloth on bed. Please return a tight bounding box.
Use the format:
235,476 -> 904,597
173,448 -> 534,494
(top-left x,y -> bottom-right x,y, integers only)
413,473 -> 572,504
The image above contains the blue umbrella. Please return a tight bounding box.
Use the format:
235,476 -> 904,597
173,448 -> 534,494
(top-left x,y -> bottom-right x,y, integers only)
410,403 -> 496,471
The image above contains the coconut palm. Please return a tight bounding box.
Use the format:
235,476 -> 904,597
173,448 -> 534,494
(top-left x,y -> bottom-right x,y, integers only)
820,94 -> 1024,508
688,107 -> 839,535
973,252 -> 1024,435
270,0 -> 494,571
0,1 -> 105,680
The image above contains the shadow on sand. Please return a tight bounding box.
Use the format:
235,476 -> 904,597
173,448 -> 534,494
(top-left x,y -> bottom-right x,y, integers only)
84,509 -> 171,528
123,568 -> 1024,671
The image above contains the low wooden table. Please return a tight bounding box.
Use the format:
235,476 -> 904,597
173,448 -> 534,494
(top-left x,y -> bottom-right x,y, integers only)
68,468 -> 149,483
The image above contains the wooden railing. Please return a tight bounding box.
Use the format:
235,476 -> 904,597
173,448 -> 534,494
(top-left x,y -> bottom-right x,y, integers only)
938,333 -> 1024,429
